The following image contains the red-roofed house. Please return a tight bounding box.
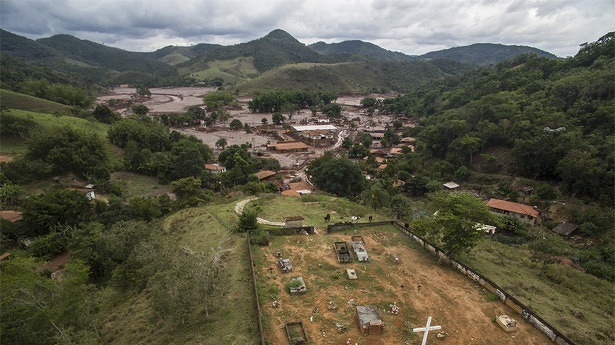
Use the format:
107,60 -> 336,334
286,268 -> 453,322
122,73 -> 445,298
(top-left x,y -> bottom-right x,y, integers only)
204,163 -> 226,174
255,170 -> 277,181
486,198 -> 539,225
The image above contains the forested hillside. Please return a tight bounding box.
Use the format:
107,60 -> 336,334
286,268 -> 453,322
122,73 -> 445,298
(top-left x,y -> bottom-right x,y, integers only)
309,40 -> 416,61
420,43 -> 559,65
381,31 -> 614,217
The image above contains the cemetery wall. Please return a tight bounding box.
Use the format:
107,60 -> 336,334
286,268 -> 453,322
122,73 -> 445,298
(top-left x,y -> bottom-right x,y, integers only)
246,232 -> 267,345
392,221 -> 576,345
326,221 -> 392,233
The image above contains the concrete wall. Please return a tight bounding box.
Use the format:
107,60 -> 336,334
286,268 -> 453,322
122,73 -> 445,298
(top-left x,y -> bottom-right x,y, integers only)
392,221 -> 575,345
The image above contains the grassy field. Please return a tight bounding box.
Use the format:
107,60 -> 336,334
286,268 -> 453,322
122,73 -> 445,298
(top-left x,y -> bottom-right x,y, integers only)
247,194 -> 389,229
458,239 -> 614,345
100,203 -> 259,345
109,171 -> 172,199
0,89 -> 73,114
181,57 -> 258,84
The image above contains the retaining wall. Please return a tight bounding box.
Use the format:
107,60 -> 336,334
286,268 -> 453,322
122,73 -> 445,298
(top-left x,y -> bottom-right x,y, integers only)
246,232 -> 266,345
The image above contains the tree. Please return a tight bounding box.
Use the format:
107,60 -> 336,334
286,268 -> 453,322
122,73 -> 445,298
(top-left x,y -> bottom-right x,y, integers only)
236,207 -> 258,232
215,138 -> 228,150
322,103 -> 342,118
360,97 -> 377,108
261,118 -> 268,125
8,126 -> 110,182
411,191 -> 498,258
229,119 -> 243,130
272,112 -> 285,125
390,194 -> 413,220
382,129 -> 401,147
136,85 -> 151,98
356,131 -> 373,148
21,188 -> 94,237
307,153 -> 367,199
361,183 -> 391,209
203,91 -> 236,111
392,120 -> 403,130
92,105 -> 120,124
132,104 -> 149,115
168,137 -> 212,181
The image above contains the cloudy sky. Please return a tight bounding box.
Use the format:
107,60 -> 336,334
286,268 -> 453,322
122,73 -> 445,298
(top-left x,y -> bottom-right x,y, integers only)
1,0 -> 613,57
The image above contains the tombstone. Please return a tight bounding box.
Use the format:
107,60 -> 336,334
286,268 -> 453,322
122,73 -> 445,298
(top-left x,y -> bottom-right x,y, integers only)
413,316 -> 442,345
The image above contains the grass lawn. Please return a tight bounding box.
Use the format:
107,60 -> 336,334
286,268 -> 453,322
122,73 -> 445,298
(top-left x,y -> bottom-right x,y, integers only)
247,194 -> 389,229
459,239 -> 615,345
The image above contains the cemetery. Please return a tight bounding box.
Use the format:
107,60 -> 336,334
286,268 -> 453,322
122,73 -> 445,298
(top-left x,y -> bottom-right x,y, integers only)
252,223 -> 550,345
350,235 -> 369,262
333,241 -> 353,263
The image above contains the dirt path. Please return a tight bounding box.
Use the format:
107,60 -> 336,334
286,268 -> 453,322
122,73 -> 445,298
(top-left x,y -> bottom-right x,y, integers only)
235,197 -> 285,226
254,227 -> 551,345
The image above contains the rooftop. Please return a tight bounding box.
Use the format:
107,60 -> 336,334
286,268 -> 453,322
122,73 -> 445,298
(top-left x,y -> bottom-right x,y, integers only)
267,141 -> 309,150
486,198 -> 539,218
204,163 -> 225,171
292,124 -> 337,131
552,222 -> 579,237
255,170 -> 276,180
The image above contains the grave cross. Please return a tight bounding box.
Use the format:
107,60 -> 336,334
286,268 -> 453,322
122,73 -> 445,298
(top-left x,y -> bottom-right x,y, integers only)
412,316 -> 441,345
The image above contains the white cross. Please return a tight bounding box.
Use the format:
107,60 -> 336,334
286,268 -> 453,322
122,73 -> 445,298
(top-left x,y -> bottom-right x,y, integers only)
413,316 -> 442,345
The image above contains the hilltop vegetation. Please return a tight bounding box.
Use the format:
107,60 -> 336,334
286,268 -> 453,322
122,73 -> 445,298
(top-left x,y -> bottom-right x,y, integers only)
382,32 -> 614,206
1,28 -> 560,91
420,43 -> 559,65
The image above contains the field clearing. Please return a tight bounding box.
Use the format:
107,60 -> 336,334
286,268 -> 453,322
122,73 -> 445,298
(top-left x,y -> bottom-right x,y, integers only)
459,240 -> 615,345
109,171 -> 172,198
183,57 -> 258,84
100,204 -> 259,345
253,225 -> 550,345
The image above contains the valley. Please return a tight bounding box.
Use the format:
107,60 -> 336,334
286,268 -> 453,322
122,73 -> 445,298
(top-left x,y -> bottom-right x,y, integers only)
0,26 -> 613,345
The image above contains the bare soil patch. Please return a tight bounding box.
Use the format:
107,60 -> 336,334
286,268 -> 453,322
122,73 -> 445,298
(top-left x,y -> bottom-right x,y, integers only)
0,154 -> 15,163
253,226 -> 550,345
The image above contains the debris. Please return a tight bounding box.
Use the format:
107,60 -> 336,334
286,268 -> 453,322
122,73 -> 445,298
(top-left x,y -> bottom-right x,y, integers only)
436,331 -> 448,339
388,302 -> 400,315
335,323 -> 348,333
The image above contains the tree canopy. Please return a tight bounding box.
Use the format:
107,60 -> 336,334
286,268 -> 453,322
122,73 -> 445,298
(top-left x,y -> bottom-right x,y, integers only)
307,152 -> 367,199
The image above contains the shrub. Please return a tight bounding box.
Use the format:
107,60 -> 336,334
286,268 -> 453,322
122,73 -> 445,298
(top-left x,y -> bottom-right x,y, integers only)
250,230 -> 270,246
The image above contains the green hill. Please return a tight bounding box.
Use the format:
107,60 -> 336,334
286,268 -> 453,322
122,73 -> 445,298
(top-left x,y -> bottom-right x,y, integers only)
151,43 -> 223,65
420,43 -> 559,65
309,40 -> 416,62
237,60 -> 469,93
179,29 -> 322,74
37,34 -> 173,74
0,89 -> 73,114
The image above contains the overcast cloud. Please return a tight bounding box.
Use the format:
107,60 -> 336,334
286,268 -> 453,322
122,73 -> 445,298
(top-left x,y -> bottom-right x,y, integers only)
1,0 -> 613,57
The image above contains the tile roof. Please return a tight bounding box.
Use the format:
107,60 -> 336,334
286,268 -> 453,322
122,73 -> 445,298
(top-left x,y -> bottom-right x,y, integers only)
486,198 -> 539,218
255,170 -> 276,180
